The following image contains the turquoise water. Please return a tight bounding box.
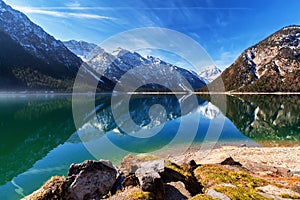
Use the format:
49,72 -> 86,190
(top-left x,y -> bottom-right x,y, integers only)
0,94 -> 299,199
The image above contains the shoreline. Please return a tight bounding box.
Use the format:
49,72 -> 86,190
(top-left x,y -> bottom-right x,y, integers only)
170,145 -> 300,173
23,144 -> 300,200
0,91 -> 299,95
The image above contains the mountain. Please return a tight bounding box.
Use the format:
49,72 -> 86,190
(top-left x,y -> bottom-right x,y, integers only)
198,66 -> 222,83
93,48 -> 207,91
65,41 -> 207,91
0,1 -> 84,91
206,25 -> 300,92
63,40 -> 104,62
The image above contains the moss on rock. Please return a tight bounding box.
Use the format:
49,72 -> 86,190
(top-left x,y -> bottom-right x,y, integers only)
189,194 -> 218,200
194,164 -> 267,189
214,186 -> 268,200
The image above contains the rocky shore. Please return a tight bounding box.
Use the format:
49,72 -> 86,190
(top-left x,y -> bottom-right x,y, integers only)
23,146 -> 300,200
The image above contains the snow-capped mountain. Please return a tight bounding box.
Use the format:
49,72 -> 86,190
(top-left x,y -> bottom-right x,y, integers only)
208,25 -> 300,92
198,66 -> 222,83
88,48 -> 207,91
0,1 -> 81,72
64,40 -> 207,91
63,40 -> 104,62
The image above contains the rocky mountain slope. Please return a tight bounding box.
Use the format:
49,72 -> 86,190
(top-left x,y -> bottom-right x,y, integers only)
0,31 -> 73,90
0,0 -> 84,90
63,40 -> 104,62
207,25 -> 300,92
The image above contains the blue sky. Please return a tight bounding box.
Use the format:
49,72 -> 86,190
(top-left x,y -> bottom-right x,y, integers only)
4,0 -> 300,70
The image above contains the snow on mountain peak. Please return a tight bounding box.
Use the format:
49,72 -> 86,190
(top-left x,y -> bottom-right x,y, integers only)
198,66 -> 222,83
111,47 -> 130,57
62,41 -> 207,90
63,40 -> 104,61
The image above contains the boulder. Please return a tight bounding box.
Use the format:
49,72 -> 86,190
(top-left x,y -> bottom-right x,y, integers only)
136,171 -> 165,200
220,157 -> 242,166
135,160 -> 165,200
164,181 -> 191,200
188,160 -> 199,171
65,160 -> 117,200
120,154 -> 160,174
160,162 -> 203,196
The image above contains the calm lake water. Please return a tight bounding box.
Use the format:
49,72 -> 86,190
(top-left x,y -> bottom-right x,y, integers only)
0,94 -> 299,199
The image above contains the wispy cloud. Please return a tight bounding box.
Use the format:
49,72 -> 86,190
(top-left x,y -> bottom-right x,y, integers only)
12,6 -> 116,20
214,51 -> 240,69
9,6 -> 250,11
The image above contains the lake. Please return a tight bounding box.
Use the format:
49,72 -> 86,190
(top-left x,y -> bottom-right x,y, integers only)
0,94 -> 299,199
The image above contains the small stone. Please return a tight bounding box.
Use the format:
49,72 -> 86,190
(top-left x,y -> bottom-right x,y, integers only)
122,174 -> 139,188
207,189 -> 231,200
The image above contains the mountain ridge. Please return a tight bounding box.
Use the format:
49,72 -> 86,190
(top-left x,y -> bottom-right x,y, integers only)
0,1 -> 82,73
65,41 -> 207,91
205,25 -> 300,92
65,40 -> 222,84
0,0 -> 84,91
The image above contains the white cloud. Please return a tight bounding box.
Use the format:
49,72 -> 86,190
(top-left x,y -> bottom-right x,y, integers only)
12,6 -> 116,20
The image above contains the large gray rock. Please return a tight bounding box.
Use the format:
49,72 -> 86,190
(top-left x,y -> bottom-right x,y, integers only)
135,160 -> 165,200
119,154 -> 160,174
65,160 -> 117,200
